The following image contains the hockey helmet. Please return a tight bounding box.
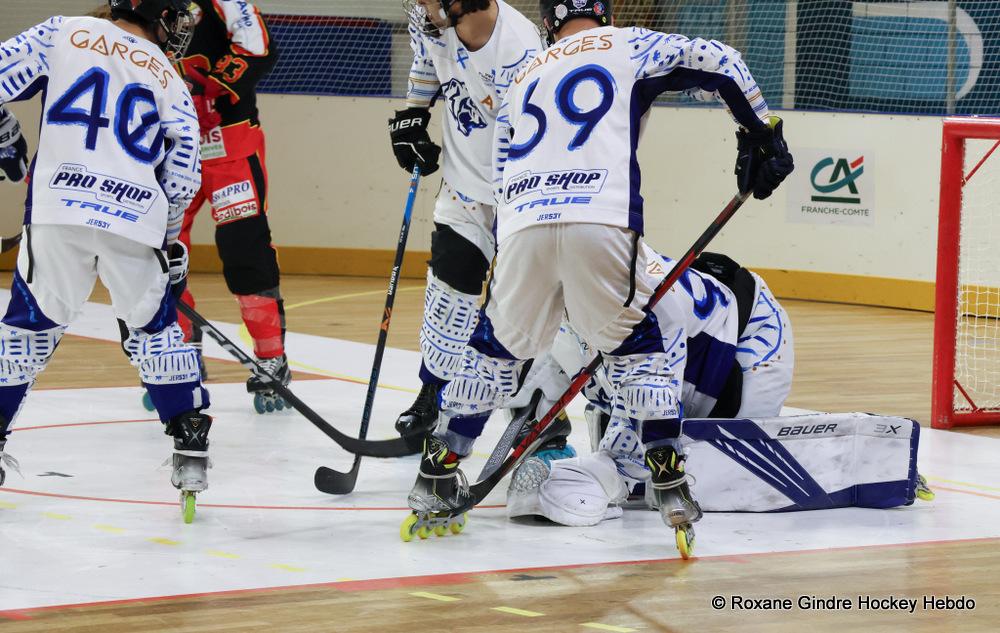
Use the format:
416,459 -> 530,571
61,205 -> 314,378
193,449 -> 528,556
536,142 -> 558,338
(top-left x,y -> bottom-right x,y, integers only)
539,0 -> 612,44
403,0 -> 492,37
107,0 -> 197,61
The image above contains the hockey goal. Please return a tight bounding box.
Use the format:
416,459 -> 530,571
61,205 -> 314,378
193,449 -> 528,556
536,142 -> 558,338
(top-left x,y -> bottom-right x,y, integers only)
932,118 -> 1000,429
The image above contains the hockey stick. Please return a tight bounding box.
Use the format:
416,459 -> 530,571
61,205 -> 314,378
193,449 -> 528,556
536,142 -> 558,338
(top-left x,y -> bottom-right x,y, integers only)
451,190 -> 752,515
1,233 -> 22,253
315,166 -> 421,495
176,300 -> 423,458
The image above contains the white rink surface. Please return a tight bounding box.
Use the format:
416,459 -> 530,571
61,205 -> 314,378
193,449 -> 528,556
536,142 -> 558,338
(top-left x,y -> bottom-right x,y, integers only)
1,296 -> 1000,613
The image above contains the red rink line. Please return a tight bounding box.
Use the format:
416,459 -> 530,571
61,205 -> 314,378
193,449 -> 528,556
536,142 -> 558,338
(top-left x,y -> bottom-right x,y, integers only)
2,534 -> 999,621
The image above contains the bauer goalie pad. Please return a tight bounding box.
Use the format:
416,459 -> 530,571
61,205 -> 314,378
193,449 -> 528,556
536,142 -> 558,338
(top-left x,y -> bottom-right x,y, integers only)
681,413 -> 921,512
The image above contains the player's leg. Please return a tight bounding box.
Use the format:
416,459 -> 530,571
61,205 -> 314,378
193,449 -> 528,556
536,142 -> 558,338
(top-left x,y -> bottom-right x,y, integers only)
396,181 -> 494,436
563,226 -> 700,545
735,272 -> 794,417
207,151 -> 288,413
0,226 -> 94,485
96,231 -> 211,506
174,190 -> 207,380
406,226 -> 561,526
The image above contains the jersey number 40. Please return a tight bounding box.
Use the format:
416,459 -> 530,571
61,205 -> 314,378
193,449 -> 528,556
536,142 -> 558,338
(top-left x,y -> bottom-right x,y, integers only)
47,67 -> 165,164
509,64 -> 615,161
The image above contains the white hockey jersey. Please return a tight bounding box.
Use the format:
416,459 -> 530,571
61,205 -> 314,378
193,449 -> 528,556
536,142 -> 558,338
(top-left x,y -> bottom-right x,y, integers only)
0,17 -> 200,248
407,0 -> 542,204
495,26 -> 770,242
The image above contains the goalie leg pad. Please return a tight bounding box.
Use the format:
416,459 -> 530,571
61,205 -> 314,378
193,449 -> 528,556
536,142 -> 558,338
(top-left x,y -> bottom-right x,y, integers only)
122,322 -> 209,422
507,451 -> 628,526
736,273 -> 794,417
420,272 -> 482,383
436,340 -> 525,456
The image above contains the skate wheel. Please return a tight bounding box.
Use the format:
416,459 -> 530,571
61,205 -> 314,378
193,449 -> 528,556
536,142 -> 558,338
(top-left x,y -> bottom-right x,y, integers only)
916,487 -> 935,502
417,525 -> 432,540
675,525 -> 694,560
433,524 -> 447,537
449,514 -> 467,535
275,398 -> 286,411
141,391 -> 155,412
181,492 -> 196,524
253,394 -> 266,414
400,514 -> 419,543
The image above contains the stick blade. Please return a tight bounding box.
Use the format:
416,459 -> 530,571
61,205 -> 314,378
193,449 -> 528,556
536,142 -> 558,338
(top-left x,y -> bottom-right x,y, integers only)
314,465 -> 358,495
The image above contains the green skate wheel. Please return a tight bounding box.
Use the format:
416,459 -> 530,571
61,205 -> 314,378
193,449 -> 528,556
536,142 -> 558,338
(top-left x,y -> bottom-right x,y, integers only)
142,391 -> 155,412
182,492 -> 196,524
433,524 -> 447,537
676,525 -> 694,560
449,514 -> 467,535
417,525 -> 432,540
400,513 -> 419,543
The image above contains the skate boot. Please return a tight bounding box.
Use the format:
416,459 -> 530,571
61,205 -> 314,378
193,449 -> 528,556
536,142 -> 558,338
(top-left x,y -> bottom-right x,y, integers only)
0,437 -> 21,488
645,445 -> 702,560
395,382 -> 440,436
400,436 -> 472,541
247,354 -> 291,414
916,472 -> 935,502
165,411 -> 212,524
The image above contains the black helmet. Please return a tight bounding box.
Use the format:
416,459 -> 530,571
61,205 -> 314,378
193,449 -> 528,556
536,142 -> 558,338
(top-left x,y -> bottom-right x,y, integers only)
108,0 -> 196,62
539,0 -> 612,44
403,0 -> 492,37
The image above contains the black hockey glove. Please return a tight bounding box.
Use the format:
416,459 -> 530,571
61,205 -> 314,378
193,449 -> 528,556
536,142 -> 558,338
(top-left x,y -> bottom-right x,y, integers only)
388,107 -> 441,176
167,241 -> 189,299
0,109 -> 29,183
735,116 -> 794,200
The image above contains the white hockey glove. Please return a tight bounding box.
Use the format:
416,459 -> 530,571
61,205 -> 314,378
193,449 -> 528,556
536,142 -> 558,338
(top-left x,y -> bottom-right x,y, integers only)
0,108 -> 29,183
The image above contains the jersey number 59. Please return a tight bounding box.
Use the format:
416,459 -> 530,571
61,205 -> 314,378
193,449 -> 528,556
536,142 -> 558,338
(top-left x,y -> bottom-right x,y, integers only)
47,67 -> 165,164
509,64 -> 615,161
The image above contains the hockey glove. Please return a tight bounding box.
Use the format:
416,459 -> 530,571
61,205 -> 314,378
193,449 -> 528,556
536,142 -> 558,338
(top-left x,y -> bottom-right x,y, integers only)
168,241 -> 189,299
389,107 -> 441,176
0,109 -> 29,183
735,116 -> 794,200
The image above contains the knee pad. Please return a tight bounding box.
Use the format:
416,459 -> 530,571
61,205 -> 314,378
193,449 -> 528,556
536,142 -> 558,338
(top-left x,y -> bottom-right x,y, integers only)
428,223 -> 490,295
0,322 -> 65,425
123,323 -> 208,421
507,451 -> 628,526
215,215 -> 280,295
605,353 -> 682,421
420,273 -> 480,382
439,349 -> 524,418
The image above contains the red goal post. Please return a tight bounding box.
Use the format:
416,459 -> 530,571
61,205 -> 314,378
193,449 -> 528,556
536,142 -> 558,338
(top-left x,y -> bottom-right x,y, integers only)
932,118 -> 1000,429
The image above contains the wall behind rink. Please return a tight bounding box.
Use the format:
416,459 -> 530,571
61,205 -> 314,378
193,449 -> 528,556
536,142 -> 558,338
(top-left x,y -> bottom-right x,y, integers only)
0,96 -> 943,310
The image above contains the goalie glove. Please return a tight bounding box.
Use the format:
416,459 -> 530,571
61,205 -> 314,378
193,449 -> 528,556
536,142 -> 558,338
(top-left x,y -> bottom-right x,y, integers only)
167,241 -> 189,299
388,107 -> 441,176
0,109 -> 29,183
734,116 -> 794,200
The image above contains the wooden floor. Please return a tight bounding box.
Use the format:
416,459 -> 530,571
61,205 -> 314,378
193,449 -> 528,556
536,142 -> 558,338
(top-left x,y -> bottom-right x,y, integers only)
4,271 -> 999,632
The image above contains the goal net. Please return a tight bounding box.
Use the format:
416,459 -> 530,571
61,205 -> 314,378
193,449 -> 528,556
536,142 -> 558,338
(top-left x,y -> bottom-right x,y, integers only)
932,118 -> 1000,429
6,1 -> 1000,116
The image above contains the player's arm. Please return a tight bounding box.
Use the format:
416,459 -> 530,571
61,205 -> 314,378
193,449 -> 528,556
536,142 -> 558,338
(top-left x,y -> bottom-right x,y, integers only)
192,1 -> 277,106
0,17 -> 63,183
631,30 -> 793,199
158,84 -> 202,245
388,26 -> 442,176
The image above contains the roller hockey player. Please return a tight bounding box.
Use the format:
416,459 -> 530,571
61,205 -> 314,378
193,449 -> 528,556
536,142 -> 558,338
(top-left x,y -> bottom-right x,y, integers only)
401,0 -> 794,558
390,0 -> 543,436
174,0 -> 288,413
0,1 -> 212,523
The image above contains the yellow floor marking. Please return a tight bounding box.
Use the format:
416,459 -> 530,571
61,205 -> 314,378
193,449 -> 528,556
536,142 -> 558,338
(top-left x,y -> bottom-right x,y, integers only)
492,606 -> 544,617
928,476 -> 1000,494
411,591 -> 461,603
206,550 -> 240,559
147,537 -> 180,546
43,512 -> 71,520
582,623 -> 637,632
284,286 -> 423,311
0,501 -> 16,509
335,577 -> 357,582
94,524 -> 126,534
270,564 -> 306,572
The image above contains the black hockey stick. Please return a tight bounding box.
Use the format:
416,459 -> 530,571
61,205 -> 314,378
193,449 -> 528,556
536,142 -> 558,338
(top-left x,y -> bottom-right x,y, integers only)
315,167 -> 422,494
1,233 -> 22,253
176,300 -> 423,458
450,191 -> 752,515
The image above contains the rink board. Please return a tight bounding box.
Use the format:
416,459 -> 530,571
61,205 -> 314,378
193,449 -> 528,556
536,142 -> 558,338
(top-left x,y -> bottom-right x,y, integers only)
1,294 -> 999,613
